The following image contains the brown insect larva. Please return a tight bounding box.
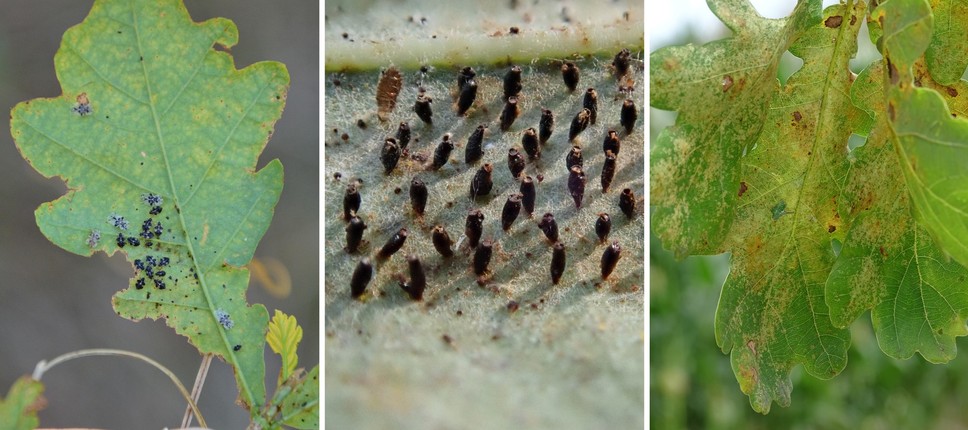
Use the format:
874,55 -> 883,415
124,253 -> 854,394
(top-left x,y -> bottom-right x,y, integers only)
565,146 -> 583,172
400,255 -> 426,300
601,241 -> 622,280
561,62 -> 579,92
377,228 -> 408,259
396,122 -> 411,149
521,127 -> 540,160
431,225 -> 454,257
457,79 -> 477,116
465,209 -> 485,248
539,108 -> 554,144
619,188 -> 636,219
621,99 -> 637,134
503,65 -> 522,100
507,148 -> 526,179
429,133 -> 454,170
345,215 -> 367,253
458,66 -> 476,90
583,88 -> 598,125
538,213 -> 559,242
501,193 -> 523,231
350,257 -> 373,298
466,125 -> 486,164
550,242 -> 566,285
376,66 -> 402,121
343,184 -> 360,220
381,138 -> 400,174
567,165 -> 586,209
473,239 -> 493,275
595,213 -> 611,243
603,130 -> 620,155
470,163 -> 494,199
601,150 -> 616,194
612,48 -> 631,78
569,108 -> 591,141
415,93 -> 433,125
410,177 -> 428,215
520,176 -> 536,216
500,96 -> 520,131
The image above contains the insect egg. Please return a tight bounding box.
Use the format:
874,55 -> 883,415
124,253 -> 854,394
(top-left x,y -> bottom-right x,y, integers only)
345,215 -> 367,253
400,255 -> 426,300
620,99 -> 637,134
473,239 -> 493,275
603,130 -> 620,155
507,148 -> 526,179
612,48 -> 631,78
601,241 -> 622,280
465,209 -> 485,248
381,138 -> 400,174
377,228 -> 408,259
539,109 -> 554,144
538,213 -> 559,242
601,150 -> 616,194
568,108 -> 591,141
469,163 -> 494,199
350,258 -> 374,298
561,62 -> 580,92
414,93 -> 433,125
567,166 -> 586,209
550,242 -> 566,285
503,65 -> 522,100
343,184 -> 361,220
501,193 -> 523,231
583,88 -> 598,125
396,122 -> 411,149
520,176 -> 536,216
430,134 -> 454,170
458,66 -> 476,90
431,225 -> 454,257
410,177 -> 428,215
521,128 -> 540,160
619,188 -> 636,218
595,213 -> 612,243
457,79 -> 477,116
465,125 -> 486,164
565,146 -> 583,172
500,96 -> 520,131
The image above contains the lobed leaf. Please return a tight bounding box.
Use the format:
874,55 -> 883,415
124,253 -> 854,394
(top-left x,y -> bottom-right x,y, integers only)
0,377 -> 44,430
267,309 -> 303,385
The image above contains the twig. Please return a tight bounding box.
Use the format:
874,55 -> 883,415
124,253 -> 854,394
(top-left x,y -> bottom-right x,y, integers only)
180,354 -> 214,428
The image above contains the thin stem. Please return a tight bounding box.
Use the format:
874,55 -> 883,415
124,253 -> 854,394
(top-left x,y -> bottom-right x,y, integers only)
32,348 -> 207,428
181,354 -> 214,428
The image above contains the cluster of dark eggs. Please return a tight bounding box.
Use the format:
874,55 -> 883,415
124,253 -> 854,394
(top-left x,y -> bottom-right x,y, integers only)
343,48 -> 640,301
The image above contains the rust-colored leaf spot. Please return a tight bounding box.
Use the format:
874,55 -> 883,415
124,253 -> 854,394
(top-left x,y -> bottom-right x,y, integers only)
947,87 -> 958,97
888,102 -> 896,121
850,15 -> 856,25
879,246 -> 888,258
888,59 -> 899,86
824,15 -> 843,28
792,111 -> 802,122
828,225 -> 836,233
376,66 -> 402,121
721,75 -> 733,92
738,181 -> 748,197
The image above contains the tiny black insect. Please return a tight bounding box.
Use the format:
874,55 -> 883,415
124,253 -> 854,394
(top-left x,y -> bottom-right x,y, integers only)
109,214 -> 129,230
612,48 -> 631,78
142,193 -> 163,207
134,259 -> 145,270
565,146 -> 583,172
465,209 -> 485,248
153,222 -> 163,237
561,62 -> 580,92
72,93 -> 92,116
601,150 -> 616,194
539,109 -> 554,144
500,96 -> 520,131
233,344 -> 242,351
87,229 -> 101,248
603,130 -> 620,155
473,239 -> 493,275
377,228 -> 408,259
150,205 -> 163,215
410,177 -> 428,216
345,216 -> 367,254
140,230 -> 154,239
538,213 -> 559,242
619,188 -> 636,219
520,176 -> 536,216
583,88 -> 598,125
127,237 -> 140,247
145,255 -> 157,265
550,242 -> 566,285
215,308 -> 233,328
465,125 -> 486,164
621,99 -> 637,134
146,266 -> 154,278
507,148 -> 526,179
155,270 -> 166,278
567,166 -> 586,209
457,79 -> 477,116
135,278 -> 146,289
431,225 -> 454,257
429,134 -> 454,170
154,278 -> 166,290
568,108 -> 591,141
350,258 -> 374,298
601,241 -> 622,280
400,255 -> 426,300
470,163 -> 494,199
521,128 -> 540,160
501,193 -> 523,231
159,257 -> 169,266
503,65 -> 522,101
396,122 -> 411,149
414,93 -> 433,125
381,138 -> 400,174
343,184 -> 361,221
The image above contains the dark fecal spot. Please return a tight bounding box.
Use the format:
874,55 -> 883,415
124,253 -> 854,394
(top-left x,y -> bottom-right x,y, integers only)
342,32 -> 348,39
509,26 -> 519,34
947,87 -> 958,97
334,172 -> 342,180
793,111 -> 802,122
879,246 -> 888,257
738,181 -> 748,197
828,225 -> 836,233
507,301 -> 519,313
722,75 -> 733,92
394,187 -> 401,194
442,334 -> 452,345
824,16 -> 843,28
356,119 -> 367,129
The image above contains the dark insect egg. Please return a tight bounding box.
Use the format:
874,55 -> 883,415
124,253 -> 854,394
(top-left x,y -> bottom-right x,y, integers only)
473,239 -> 493,275
396,122 -> 411,149
345,215 -> 367,253
561,62 -> 579,92
595,213 -> 612,243
465,125 -> 486,164
377,228 -> 409,259
400,255 -> 426,300
601,150 -> 616,194
501,193 -> 523,231
603,130 -> 620,155
500,96 -> 520,131
507,148 -> 526,179
583,88 -> 598,125
621,99 -> 637,134
414,93 -> 433,125
381,138 -> 400,174
565,146 -> 583,172
465,209 -> 485,248
619,188 -> 636,219
601,241 -> 622,280
539,108 -> 554,144
567,165 -> 586,209
521,127 -> 540,160
410,177 -> 428,215
350,258 -> 374,298
538,213 -> 559,242
520,176 -> 536,216
613,48 -> 631,78
431,225 -> 454,257
503,65 -> 522,100
430,133 -> 454,170
550,242 -> 566,285
568,108 -> 591,141
470,163 -> 494,199
457,79 -> 477,116
457,66 -> 476,90
343,184 -> 361,220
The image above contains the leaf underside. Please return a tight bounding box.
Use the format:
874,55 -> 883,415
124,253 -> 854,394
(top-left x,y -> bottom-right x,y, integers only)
10,0 -> 289,412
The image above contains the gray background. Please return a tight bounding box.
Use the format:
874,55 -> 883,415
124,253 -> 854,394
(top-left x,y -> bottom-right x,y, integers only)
0,0 -> 318,427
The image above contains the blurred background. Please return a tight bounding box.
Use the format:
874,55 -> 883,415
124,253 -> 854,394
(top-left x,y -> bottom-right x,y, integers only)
651,1 -> 968,429
0,0 -> 317,428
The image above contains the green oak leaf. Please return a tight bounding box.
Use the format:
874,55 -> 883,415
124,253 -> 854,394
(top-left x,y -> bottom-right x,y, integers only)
710,1 -> 865,413
650,0 -> 821,257
9,0 -> 289,412
924,0 -> 968,85
0,377 -> 44,430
